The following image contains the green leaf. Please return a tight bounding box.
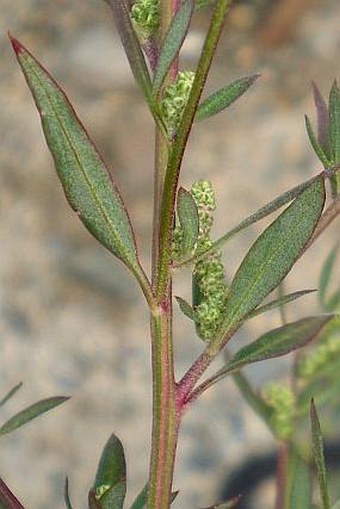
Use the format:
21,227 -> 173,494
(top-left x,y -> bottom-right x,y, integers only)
287,447 -> 312,509
329,80 -> 340,163
247,289 -> 316,320
192,174 -> 323,266
130,484 -> 178,509
104,0 -> 154,107
326,289 -> 340,312
10,37 -> 143,278
153,0 -> 194,93
130,484 -> 148,509
224,315 -> 333,374
216,178 -> 325,345
64,478 -> 74,509
305,115 -> 332,168
0,396 -> 69,436
0,478 -> 25,509
91,433 -> 126,509
0,382 -> 23,407
177,187 -> 199,258
319,244 -> 339,309
331,500 -> 340,509
196,74 -> 260,122
175,296 -> 195,320
312,82 -> 331,157
310,399 -> 331,509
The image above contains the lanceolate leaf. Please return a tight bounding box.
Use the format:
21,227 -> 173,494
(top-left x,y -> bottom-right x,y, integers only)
64,478 -> 74,509
175,296 -> 196,320
329,80 -> 340,164
91,433 -> 126,509
305,115 -> 331,168
177,187 -> 199,257
196,74 -> 260,122
319,244 -> 339,308
224,315 -> 333,374
310,399 -> 331,509
104,0 -> 153,106
312,82 -> 331,157
215,178 -> 325,346
247,289 -> 316,320
0,396 -> 69,436
0,382 -> 23,407
11,37 -> 143,277
153,0 -> 194,93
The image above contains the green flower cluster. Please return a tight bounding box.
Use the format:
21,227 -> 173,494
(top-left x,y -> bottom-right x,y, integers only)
298,317 -> 340,379
161,71 -> 195,134
262,383 -> 295,440
130,0 -> 160,41
191,181 -> 229,341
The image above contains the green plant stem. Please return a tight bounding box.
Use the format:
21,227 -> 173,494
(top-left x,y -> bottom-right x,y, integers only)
156,0 -> 232,299
148,300 -> 178,509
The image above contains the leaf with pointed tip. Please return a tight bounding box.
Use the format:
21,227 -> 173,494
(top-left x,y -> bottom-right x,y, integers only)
196,174 -> 323,266
177,187 -> 199,258
216,178 -> 325,347
305,115 -> 331,168
312,82 -> 331,157
0,396 -> 69,436
91,433 -> 126,509
175,296 -> 195,320
310,399 -> 331,509
0,478 -> 25,509
0,382 -> 23,407
11,36 -> 144,279
130,484 -> 178,509
153,0 -> 194,93
223,315 -> 333,375
247,289 -> 316,320
319,244 -> 339,309
64,478 -> 74,509
329,80 -> 340,164
196,75 -> 260,122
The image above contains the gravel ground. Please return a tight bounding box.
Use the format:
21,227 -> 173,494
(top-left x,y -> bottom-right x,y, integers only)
1,1 -> 339,508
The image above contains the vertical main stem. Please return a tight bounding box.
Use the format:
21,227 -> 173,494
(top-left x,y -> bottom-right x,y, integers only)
148,294 -> 179,509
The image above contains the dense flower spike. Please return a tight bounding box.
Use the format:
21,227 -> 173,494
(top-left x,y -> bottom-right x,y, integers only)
161,71 -> 195,134
298,316 -> 340,379
130,0 -> 160,41
191,181 -> 229,341
262,384 -> 295,440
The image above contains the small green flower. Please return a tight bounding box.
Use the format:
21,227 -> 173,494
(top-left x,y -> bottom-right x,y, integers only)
162,71 -> 195,134
263,383 -> 295,440
131,0 -> 160,41
298,320 -> 340,380
190,180 -> 229,341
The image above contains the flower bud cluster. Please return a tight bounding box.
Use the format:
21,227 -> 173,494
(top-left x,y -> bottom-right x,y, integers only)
262,383 -> 295,440
191,180 -> 229,341
130,0 -> 160,41
161,71 -> 195,134
298,317 -> 340,379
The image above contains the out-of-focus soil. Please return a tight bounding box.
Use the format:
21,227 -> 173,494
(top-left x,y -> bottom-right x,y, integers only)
1,1 -> 339,507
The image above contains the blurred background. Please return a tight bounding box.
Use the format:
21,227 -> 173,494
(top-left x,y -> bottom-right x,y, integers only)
1,0 -> 339,507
